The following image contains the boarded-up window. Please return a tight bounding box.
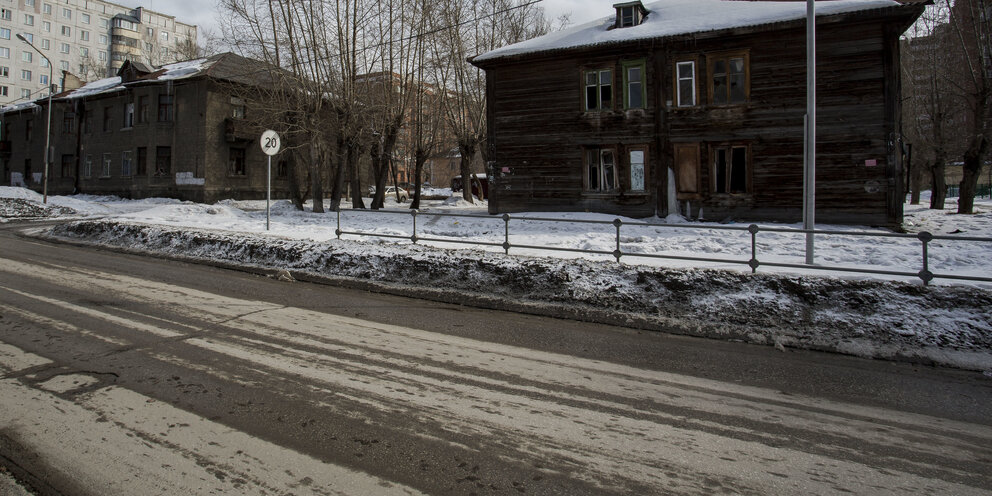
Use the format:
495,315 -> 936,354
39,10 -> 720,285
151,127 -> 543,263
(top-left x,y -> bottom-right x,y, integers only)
629,148 -> 646,192
673,143 -> 700,199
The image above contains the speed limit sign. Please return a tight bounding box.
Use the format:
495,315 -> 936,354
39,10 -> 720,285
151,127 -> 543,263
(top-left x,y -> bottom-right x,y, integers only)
260,130 -> 281,156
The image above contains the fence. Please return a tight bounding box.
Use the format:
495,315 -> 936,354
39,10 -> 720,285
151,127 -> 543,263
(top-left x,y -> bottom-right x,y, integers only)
947,184 -> 992,198
334,209 -> 992,285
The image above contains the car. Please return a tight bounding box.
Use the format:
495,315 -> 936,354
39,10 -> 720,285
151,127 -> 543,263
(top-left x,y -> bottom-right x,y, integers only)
368,185 -> 409,202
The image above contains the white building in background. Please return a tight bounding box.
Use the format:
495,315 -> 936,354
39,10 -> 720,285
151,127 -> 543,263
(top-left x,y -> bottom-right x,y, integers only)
0,0 -> 197,106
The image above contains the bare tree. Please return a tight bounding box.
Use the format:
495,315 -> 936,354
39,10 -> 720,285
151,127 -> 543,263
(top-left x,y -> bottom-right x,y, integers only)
435,0 -> 552,203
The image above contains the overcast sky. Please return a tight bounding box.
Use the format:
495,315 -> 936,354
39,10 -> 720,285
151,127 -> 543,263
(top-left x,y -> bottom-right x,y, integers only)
115,0 -> 617,44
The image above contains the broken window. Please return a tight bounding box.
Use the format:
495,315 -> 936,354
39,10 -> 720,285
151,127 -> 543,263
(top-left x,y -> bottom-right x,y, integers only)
584,69 -> 612,111
712,145 -> 749,194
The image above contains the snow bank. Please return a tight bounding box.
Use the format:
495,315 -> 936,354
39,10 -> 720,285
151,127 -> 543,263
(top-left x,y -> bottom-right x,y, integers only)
46,220 -> 992,371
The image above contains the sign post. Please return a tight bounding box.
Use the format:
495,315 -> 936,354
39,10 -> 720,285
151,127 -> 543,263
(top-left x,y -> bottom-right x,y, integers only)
260,130 -> 281,230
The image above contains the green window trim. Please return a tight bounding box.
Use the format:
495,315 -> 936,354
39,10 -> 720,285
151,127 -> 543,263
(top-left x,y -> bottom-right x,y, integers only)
622,59 -> 646,110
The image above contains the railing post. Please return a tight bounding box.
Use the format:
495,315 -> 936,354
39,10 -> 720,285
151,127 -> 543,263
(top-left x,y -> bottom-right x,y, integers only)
502,213 -> 511,254
918,231 -> 934,285
411,209 -> 419,244
748,224 -> 760,274
613,218 -> 623,263
335,209 -> 341,239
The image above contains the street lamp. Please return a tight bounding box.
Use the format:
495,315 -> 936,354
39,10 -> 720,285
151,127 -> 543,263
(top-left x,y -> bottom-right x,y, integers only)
17,33 -> 53,204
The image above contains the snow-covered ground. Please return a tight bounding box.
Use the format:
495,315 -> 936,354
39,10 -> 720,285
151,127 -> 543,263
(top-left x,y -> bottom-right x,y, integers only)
3,186 -> 989,284
3,186 -> 991,370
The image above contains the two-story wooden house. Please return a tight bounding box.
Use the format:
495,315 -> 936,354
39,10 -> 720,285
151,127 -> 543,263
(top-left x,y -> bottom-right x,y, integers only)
470,0 -> 925,226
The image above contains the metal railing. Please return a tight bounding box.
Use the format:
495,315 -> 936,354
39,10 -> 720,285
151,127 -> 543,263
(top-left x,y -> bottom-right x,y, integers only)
334,209 -> 992,285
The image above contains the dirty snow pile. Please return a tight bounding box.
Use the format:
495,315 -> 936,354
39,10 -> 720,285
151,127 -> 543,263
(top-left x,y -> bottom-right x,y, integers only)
3,186 -> 991,371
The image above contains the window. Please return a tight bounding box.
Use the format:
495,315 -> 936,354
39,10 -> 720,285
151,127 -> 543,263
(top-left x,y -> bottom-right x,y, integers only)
59,60 -> 67,70
79,47 -> 88,57
232,103 -> 245,119
60,42 -> 70,53
622,60 -> 645,109
121,151 -> 132,176
708,51 -> 749,105
276,160 -> 288,178
22,51 -> 32,63
675,61 -> 696,107
100,18 -> 109,28
123,102 -> 134,127
43,4 -> 52,15
83,155 -> 92,178
82,13 -> 90,24
62,111 -> 75,134
98,51 -> 107,61
42,20 -> 50,32
160,47 -> 169,58
24,14 -> 34,26
145,42 -> 152,52
99,34 -> 108,44
161,31 -> 169,41
0,9 -> 11,21
136,147 -> 147,175
61,8 -> 71,20
20,88 -> 30,98
0,66 -> 7,77
102,106 -> 112,131
61,154 -> 73,178
155,146 -> 171,176
615,4 -> 645,28
20,70 -> 31,81
41,39 -> 49,50
0,28 -> 10,40
584,69 -> 612,111
39,74 -> 48,85
80,30 -> 89,41
229,148 -> 246,175
22,33 -> 33,43
0,48 -> 8,59
1,85 -> 9,96
138,95 -> 149,123
712,144 -> 750,194
101,153 -> 111,177
158,94 -> 173,122
629,148 -> 646,192
113,18 -> 136,31
585,148 -> 617,192
146,27 -> 154,37
61,26 -> 70,37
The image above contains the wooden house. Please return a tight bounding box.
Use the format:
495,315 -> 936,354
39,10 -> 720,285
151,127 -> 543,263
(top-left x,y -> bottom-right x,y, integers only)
470,0 -> 926,226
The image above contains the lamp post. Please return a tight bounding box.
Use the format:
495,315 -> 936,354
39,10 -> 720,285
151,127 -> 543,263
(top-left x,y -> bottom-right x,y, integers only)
17,33 -> 53,204
803,0 -> 816,264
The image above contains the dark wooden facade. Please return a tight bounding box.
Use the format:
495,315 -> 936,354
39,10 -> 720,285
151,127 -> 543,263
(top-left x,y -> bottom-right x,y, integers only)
473,4 -> 924,226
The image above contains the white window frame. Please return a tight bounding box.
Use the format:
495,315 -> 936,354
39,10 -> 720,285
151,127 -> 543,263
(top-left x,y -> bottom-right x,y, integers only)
121,151 -> 132,176
676,61 -> 696,108
101,153 -> 112,177
585,148 -> 617,193
83,155 -> 92,178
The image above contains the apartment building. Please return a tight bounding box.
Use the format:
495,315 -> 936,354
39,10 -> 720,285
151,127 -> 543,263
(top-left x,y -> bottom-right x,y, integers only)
0,0 -> 196,106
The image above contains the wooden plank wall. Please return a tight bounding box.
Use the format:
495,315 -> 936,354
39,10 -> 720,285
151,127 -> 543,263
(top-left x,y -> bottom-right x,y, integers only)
484,12 -> 919,226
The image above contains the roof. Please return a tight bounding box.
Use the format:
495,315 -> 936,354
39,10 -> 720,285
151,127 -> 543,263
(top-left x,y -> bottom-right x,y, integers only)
472,0 -> 912,64
1,53 -> 277,112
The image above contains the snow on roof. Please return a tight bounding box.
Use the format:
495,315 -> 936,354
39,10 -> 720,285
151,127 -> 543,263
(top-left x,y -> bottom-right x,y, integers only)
473,0 -> 901,63
157,58 -> 212,81
61,76 -> 125,100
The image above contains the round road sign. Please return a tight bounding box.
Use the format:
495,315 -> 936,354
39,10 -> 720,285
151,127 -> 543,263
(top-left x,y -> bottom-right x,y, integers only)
260,130 -> 281,156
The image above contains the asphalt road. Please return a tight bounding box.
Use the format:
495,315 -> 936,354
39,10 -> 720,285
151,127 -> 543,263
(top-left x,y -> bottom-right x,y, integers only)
0,222 -> 990,495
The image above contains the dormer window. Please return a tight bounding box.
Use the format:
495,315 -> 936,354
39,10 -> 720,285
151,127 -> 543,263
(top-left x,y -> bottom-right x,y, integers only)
614,1 -> 648,28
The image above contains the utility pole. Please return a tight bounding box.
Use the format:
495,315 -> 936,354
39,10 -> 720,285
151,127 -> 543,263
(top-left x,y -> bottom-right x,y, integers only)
803,0 -> 816,264
17,33 -> 53,204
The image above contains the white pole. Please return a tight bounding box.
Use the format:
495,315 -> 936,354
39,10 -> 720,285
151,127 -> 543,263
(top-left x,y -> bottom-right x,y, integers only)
266,155 -> 271,231
804,0 -> 816,264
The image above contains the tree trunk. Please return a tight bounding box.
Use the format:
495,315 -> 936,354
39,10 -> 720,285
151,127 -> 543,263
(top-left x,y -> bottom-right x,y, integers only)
958,137 -> 987,214
287,152 -> 307,211
310,144 -> 325,214
370,120 -> 402,209
929,158 -> 947,210
459,140 -> 476,203
910,161 -> 922,205
329,136 -> 346,212
410,148 -> 427,210
348,140 -> 365,209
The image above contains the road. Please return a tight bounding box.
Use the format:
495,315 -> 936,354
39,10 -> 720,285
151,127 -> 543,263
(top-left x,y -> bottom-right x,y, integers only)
0,222 -> 990,495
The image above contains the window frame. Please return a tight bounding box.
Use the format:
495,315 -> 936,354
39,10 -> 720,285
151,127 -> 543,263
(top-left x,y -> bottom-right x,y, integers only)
621,59 -> 646,110
706,50 -> 750,106
121,150 -> 132,177
228,148 -> 246,176
583,147 -> 618,194
155,146 -> 171,176
582,67 -> 613,112
709,143 -> 752,195
674,59 -> 697,108
101,152 -> 112,178
627,145 -> 649,193
158,94 -> 174,122
83,155 -> 92,178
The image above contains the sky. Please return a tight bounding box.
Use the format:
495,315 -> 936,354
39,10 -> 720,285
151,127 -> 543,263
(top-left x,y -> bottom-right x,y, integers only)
111,0 -> 618,44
